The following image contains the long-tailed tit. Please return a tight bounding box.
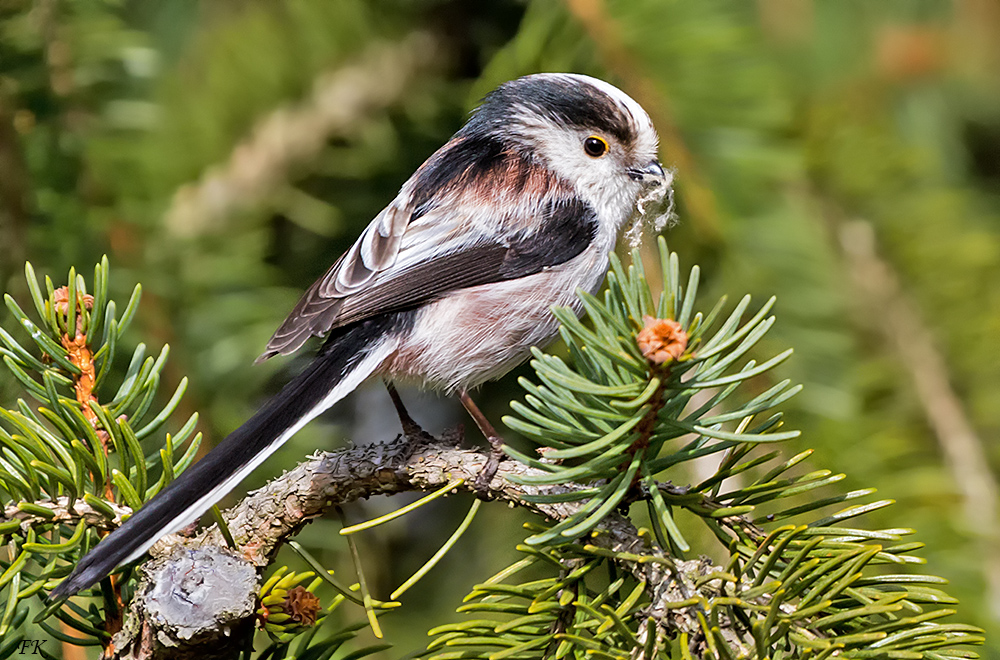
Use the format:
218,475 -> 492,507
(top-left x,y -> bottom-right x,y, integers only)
52,73 -> 666,598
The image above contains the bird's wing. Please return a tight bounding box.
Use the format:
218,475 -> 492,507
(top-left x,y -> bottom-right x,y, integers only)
259,181 -> 597,361
258,195 -> 410,360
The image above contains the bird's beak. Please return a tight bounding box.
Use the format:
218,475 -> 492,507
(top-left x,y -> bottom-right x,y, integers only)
628,159 -> 666,184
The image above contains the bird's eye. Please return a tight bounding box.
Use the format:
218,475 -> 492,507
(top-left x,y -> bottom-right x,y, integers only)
583,135 -> 609,158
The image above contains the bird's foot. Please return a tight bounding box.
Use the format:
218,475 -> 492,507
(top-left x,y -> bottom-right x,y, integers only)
472,434 -> 505,499
459,389 -> 508,499
385,381 -> 434,453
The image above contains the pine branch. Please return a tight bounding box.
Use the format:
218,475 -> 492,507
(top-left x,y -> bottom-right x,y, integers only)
0,249 -> 980,660
1,496 -> 131,531
94,433 -> 740,658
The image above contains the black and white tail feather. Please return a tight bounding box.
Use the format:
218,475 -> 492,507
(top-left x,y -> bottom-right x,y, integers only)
52,315 -> 404,598
51,72 -> 665,600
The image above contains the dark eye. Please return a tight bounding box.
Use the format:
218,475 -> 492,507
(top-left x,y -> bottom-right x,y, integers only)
583,135 -> 609,158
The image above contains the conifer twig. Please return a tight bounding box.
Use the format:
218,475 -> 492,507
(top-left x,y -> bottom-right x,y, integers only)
109,435 -> 739,658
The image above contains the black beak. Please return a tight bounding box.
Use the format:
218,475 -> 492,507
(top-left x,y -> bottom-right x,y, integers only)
627,159 -> 666,183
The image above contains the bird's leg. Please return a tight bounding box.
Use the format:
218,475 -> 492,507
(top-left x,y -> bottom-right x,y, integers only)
384,381 -> 433,445
459,389 -> 505,497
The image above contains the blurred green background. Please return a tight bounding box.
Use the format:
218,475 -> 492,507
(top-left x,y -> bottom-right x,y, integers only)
1,0 -> 998,657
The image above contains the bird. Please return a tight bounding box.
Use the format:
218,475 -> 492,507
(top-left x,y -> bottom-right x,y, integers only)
51,72 -> 666,599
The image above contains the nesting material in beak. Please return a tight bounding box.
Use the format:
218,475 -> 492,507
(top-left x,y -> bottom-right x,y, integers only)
625,164 -> 676,249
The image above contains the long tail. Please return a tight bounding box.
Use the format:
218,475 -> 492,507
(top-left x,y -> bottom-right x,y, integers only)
51,315 -> 401,599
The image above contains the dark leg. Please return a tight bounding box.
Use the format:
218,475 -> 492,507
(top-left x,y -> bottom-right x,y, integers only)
459,389 -> 505,496
384,381 -> 433,442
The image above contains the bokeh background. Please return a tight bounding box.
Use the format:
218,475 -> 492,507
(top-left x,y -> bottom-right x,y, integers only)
1,0 -> 998,657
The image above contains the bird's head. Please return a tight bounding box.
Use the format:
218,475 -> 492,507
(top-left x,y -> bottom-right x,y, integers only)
464,73 -> 665,225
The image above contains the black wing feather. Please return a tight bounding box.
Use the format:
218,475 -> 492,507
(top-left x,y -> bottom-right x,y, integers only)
327,198 -> 597,328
